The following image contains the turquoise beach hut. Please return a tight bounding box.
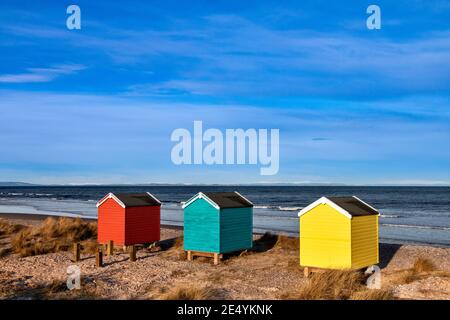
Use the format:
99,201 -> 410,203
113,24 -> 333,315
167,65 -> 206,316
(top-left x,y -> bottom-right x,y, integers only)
182,192 -> 253,263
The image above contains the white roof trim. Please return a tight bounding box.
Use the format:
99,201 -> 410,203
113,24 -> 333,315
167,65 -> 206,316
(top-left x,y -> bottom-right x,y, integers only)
352,196 -> 379,214
298,196 -> 352,219
182,192 -> 220,210
96,193 -> 126,208
234,191 -> 254,206
96,192 -> 160,208
146,192 -> 162,205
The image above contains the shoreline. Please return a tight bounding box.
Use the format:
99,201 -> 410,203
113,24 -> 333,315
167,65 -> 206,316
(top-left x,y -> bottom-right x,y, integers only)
0,212 -> 184,232
1,211 -> 449,249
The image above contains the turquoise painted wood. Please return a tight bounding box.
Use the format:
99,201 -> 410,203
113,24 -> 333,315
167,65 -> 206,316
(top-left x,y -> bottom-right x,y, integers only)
184,198 -> 220,252
220,207 -> 253,253
183,199 -> 253,254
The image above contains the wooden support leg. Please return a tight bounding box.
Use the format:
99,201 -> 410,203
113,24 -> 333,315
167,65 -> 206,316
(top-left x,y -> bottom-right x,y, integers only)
213,253 -> 219,265
96,248 -> 103,267
129,245 -> 137,262
304,267 -> 310,278
106,240 -> 114,256
72,243 -> 80,262
187,250 -> 193,261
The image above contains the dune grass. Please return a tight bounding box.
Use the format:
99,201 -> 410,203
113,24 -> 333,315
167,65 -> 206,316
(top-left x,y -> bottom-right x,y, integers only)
161,236 -> 185,260
11,217 -> 97,257
0,219 -> 24,237
281,270 -> 394,300
350,289 -> 394,300
0,279 -> 100,300
156,285 -> 217,300
412,257 -> 436,273
395,257 -> 437,284
274,235 -> 298,251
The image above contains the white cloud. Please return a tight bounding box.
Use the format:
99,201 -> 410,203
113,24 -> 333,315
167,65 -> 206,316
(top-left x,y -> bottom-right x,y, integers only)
0,64 -> 86,83
5,17 -> 450,97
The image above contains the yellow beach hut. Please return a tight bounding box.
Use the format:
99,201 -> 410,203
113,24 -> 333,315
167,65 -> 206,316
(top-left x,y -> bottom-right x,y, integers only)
298,196 -> 379,271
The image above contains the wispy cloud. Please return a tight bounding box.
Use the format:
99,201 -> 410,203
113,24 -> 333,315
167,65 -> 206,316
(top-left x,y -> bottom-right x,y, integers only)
0,64 -> 86,83
4,15 -> 450,98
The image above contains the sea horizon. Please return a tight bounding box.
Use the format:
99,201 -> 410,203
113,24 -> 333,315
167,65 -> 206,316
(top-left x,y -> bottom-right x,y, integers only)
1,185 -> 449,247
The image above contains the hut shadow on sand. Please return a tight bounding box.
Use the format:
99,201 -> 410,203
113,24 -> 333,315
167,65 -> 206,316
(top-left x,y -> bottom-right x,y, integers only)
156,237 -> 184,252
154,232 -> 280,262
221,232 -> 282,261
378,243 -> 402,269
146,234 -> 401,269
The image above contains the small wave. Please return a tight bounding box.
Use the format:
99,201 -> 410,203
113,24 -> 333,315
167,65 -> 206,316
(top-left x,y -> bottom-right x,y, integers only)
278,206 -> 302,211
8,193 -> 24,196
24,193 -> 54,197
254,205 -> 269,209
380,214 -> 401,218
382,223 -> 450,231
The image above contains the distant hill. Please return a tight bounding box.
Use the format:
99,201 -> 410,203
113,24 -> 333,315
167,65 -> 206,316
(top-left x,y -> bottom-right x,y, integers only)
0,182 -> 38,187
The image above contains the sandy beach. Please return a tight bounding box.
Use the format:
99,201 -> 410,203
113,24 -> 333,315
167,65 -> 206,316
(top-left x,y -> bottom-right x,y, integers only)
0,213 -> 449,300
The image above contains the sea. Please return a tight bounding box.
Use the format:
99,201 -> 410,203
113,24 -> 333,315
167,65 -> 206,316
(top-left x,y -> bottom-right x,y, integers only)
0,186 -> 449,246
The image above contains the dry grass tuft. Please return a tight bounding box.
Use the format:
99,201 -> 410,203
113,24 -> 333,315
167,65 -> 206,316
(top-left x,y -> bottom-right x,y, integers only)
394,257 -> 437,284
207,271 -> 224,283
294,270 -> 364,300
0,247 -> 11,258
0,219 -> 24,236
395,270 -> 416,284
11,217 -> 97,257
13,280 -> 100,300
274,235 -> 298,251
171,236 -> 184,250
394,257 -> 437,285
281,269 -> 393,300
350,289 -> 394,300
156,285 -> 217,300
162,236 -> 185,259
412,257 -> 435,273
81,240 -> 99,254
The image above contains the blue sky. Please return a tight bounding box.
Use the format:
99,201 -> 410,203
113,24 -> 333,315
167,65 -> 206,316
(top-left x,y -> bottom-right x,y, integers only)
1,0 -> 450,185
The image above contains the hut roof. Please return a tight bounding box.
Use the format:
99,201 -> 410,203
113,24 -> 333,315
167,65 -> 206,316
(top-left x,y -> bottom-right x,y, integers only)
96,192 -> 161,208
298,196 -> 379,218
182,191 -> 253,210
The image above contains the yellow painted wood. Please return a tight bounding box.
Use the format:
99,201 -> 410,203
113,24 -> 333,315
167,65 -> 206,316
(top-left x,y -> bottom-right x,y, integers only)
351,215 -> 379,269
299,203 -> 379,270
300,204 -> 352,269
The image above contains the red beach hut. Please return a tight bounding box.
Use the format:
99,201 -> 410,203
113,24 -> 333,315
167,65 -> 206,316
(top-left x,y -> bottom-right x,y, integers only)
96,192 -> 161,245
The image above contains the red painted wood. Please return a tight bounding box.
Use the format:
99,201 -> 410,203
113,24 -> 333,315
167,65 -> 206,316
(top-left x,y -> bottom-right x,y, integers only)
98,197 -> 160,246
98,198 -> 125,245
125,206 -> 160,245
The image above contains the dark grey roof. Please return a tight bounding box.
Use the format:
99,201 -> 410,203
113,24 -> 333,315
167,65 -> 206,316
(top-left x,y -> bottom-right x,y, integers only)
204,192 -> 253,209
114,193 -> 161,207
327,196 -> 378,216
